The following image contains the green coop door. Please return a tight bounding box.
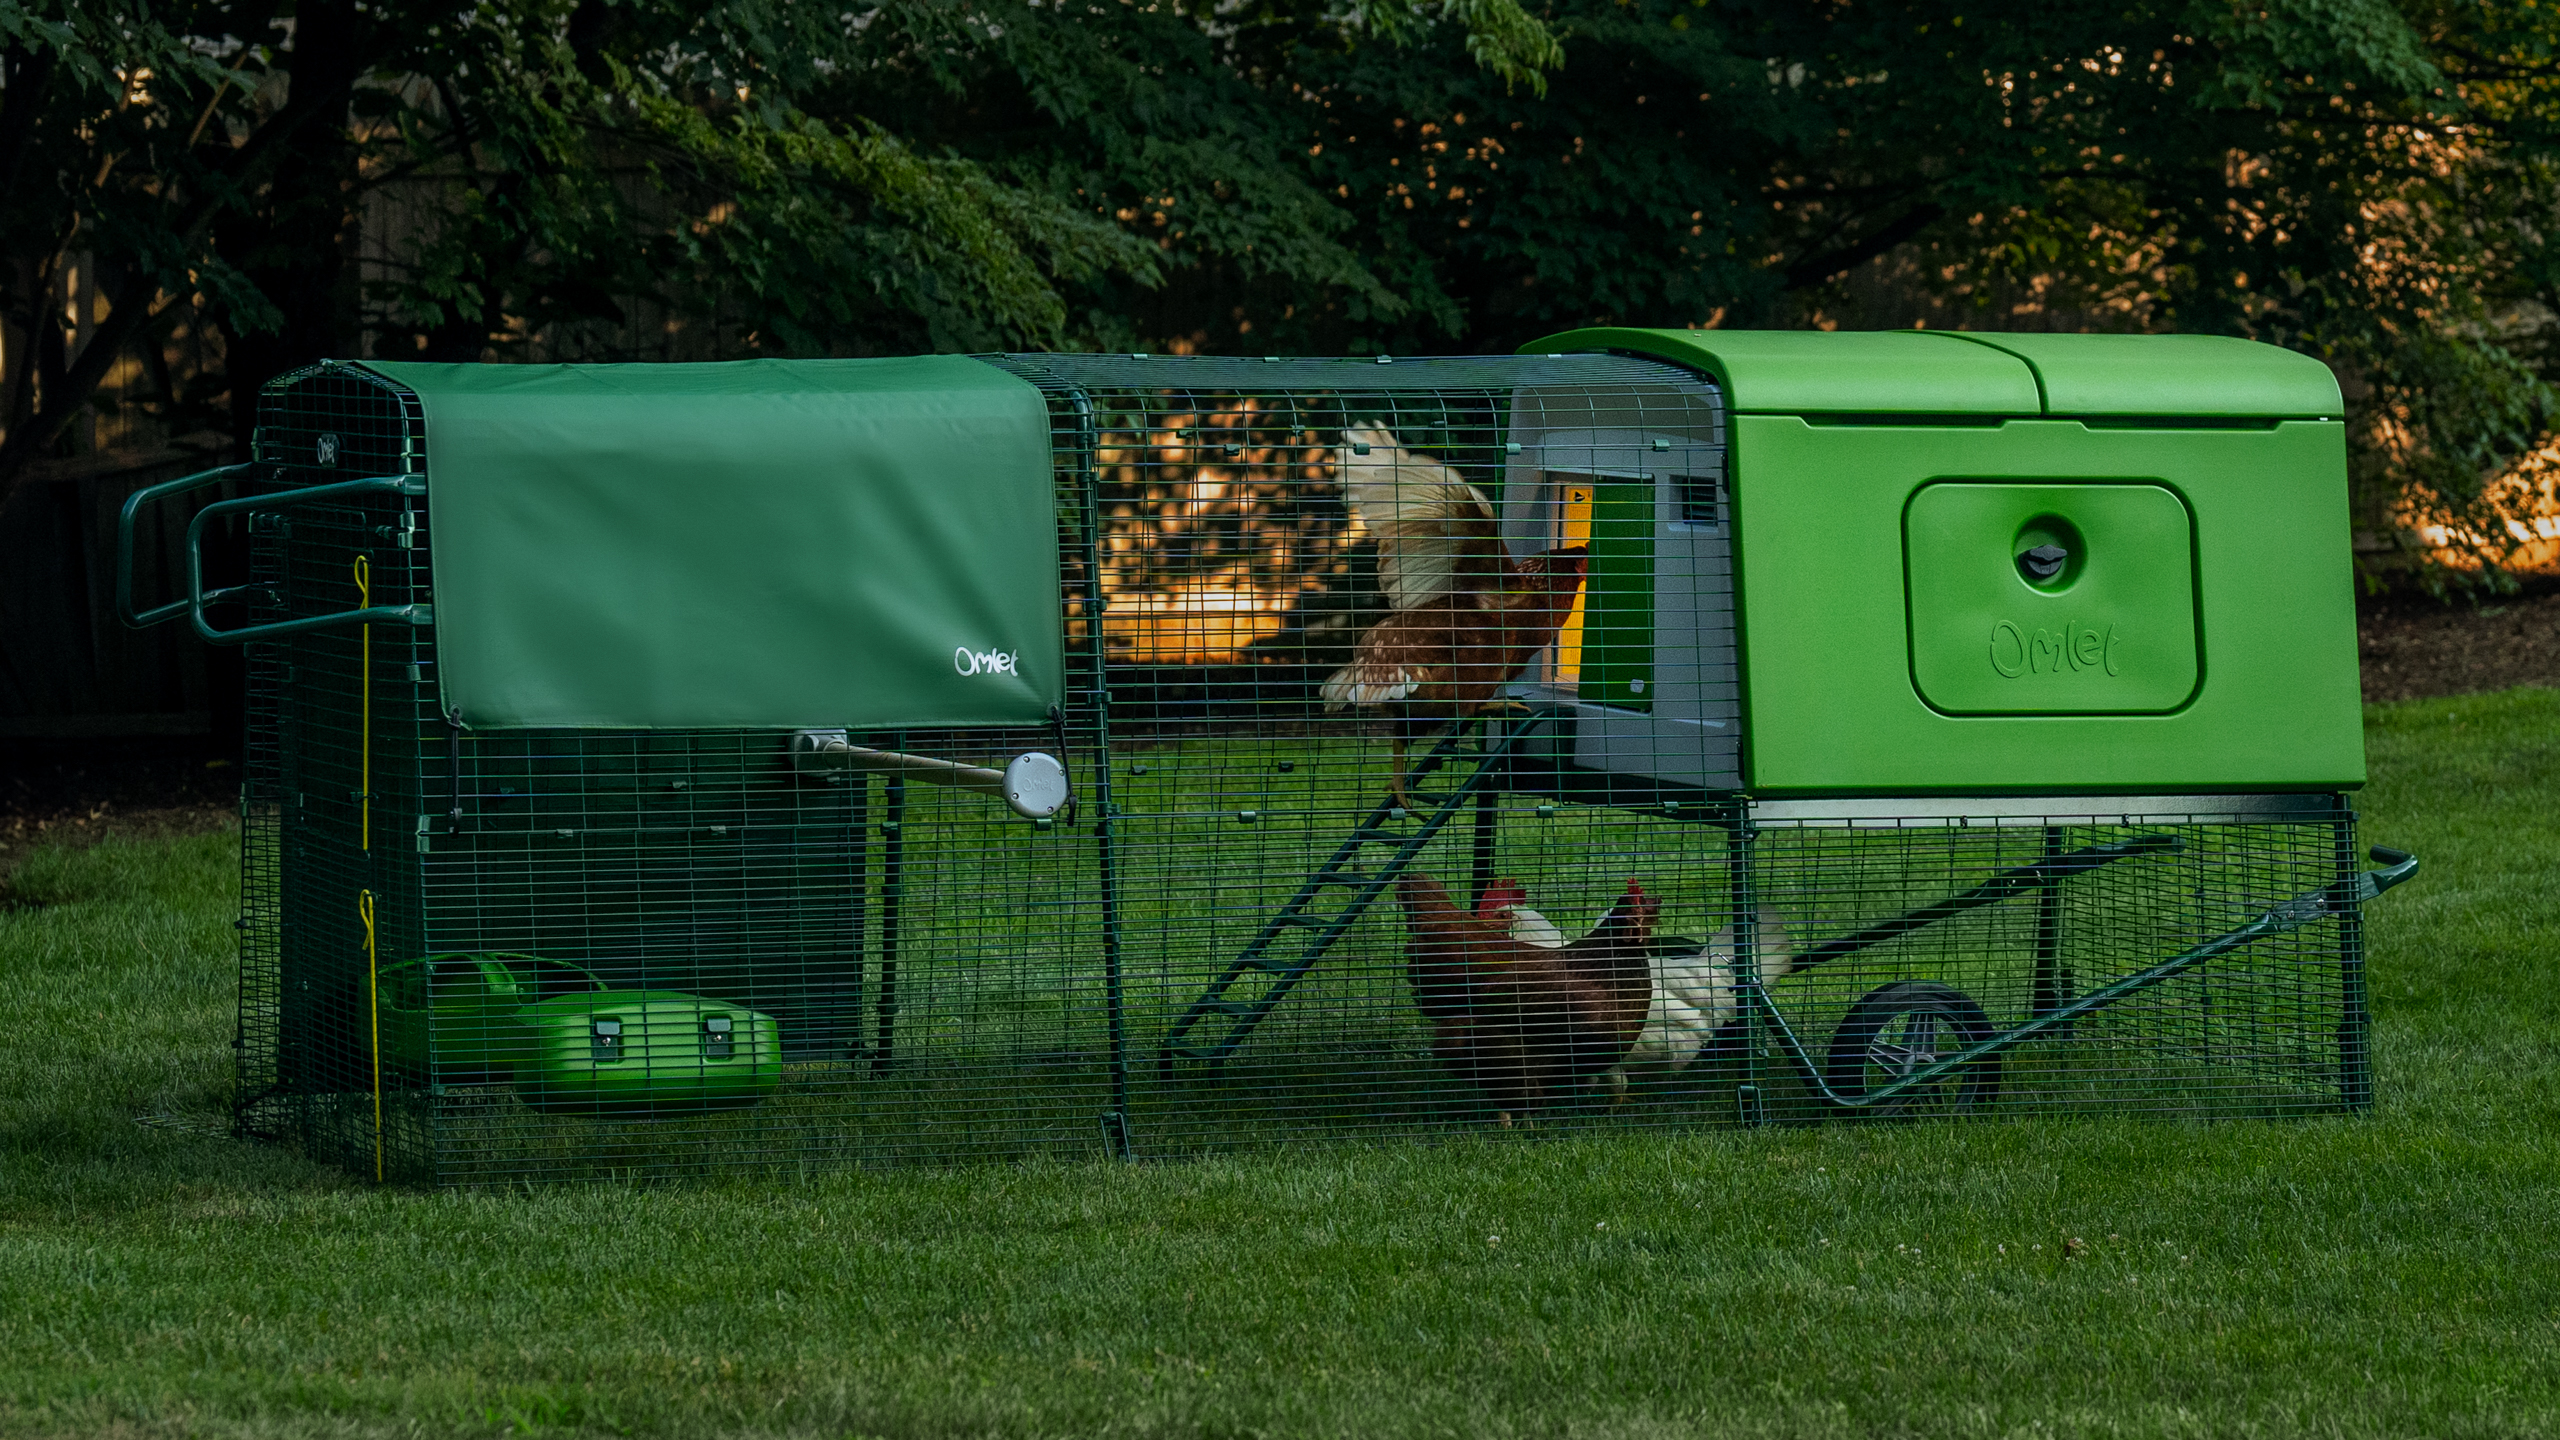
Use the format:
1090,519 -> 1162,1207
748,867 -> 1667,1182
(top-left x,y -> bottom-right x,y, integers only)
1545,475 -> 1654,712
1904,482 -> 2199,715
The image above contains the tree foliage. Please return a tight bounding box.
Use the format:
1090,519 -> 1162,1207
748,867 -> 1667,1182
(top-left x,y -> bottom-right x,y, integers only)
6,0 -> 2560,582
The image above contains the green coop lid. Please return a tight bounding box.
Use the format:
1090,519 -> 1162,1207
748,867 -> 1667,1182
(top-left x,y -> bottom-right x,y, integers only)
1531,327 -> 2040,414
1939,332 -> 2342,417
363,356 -> 1062,732
1526,328 -> 2342,418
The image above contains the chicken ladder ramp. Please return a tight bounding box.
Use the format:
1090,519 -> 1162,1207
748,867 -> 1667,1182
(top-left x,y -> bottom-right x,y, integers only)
1159,715 -> 1545,1074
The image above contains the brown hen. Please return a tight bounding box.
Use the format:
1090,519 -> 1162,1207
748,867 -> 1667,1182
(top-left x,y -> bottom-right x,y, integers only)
1320,426 -> 1589,807
1397,872 -> 1660,1125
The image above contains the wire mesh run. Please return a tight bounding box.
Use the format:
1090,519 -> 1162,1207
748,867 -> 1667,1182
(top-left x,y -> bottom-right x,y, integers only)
232,357 -> 2373,1187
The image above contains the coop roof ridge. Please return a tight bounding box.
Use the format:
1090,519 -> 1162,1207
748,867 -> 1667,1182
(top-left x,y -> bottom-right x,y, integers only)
981,351 -> 1711,395
1526,327 -> 2341,419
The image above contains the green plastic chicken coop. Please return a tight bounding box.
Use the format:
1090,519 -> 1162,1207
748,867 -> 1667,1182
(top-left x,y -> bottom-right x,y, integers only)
118,333 -> 2414,1185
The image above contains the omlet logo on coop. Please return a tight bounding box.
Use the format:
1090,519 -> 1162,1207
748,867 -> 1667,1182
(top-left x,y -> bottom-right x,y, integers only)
955,646 -> 1019,677
1988,620 -> 2122,679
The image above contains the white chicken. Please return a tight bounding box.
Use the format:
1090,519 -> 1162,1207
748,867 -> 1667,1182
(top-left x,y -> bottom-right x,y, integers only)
1475,879 -> 1795,1098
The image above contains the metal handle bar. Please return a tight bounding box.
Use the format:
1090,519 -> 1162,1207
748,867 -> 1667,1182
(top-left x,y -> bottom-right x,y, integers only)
1759,842 -> 2420,1112
789,731 -> 1071,819
2355,847 -> 2419,901
116,463 -> 261,628
184,475 -> 434,645
1782,832 -> 2181,976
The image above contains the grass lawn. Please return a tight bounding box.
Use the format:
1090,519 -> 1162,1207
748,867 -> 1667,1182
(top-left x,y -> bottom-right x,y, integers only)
1,688 -> 2555,1439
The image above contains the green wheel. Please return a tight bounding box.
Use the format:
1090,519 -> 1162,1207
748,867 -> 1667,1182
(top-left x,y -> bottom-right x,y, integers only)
1823,980 -> 2000,1118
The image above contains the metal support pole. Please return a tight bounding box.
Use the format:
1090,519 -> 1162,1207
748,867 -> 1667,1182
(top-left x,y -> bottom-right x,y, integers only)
1468,779 -> 1499,910
444,710 -> 465,830
790,734 -> 1069,819
845,778 -> 871,1065
2334,810 -> 2374,1111
1732,815 -> 1767,1127
1097,774 -> 1131,1158
871,773 -> 905,1074
1067,386 -> 1134,1160
2029,825 -> 2073,1027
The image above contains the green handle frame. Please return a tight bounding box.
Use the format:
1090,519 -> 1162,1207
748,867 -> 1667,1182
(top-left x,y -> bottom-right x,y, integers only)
184,476 -> 432,643
117,462 -> 435,644
116,463 -> 259,629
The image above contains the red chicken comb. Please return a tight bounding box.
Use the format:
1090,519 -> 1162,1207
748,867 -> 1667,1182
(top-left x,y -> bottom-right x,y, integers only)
1475,878 -> 1530,918
1624,878 -> 1647,897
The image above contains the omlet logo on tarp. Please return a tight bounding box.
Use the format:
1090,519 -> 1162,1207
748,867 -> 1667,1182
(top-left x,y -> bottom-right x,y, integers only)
955,646 -> 1019,678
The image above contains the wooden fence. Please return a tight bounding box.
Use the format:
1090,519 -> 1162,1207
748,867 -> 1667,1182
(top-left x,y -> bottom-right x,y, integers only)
0,436 -> 240,740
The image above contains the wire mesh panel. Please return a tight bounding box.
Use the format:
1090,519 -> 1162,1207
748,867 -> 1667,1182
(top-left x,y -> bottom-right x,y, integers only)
1733,804 -> 2366,1124
230,356 -> 2374,1187
994,352 -> 1742,1151
237,363 -> 437,1180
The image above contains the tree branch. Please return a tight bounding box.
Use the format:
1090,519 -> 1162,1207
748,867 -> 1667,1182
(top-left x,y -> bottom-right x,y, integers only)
1782,202 -> 1945,291
0,51 -> 369,506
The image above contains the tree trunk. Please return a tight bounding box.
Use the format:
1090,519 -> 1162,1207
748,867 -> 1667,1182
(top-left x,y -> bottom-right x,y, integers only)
216,0 -> 371,463
0,1 -> 373,510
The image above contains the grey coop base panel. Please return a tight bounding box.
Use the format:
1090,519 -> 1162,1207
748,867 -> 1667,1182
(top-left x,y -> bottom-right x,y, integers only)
1578,706 -> 1736,791
1742,792 -> 2348,826
1494,691 -> 2332,824
1498,685 -> 1740,792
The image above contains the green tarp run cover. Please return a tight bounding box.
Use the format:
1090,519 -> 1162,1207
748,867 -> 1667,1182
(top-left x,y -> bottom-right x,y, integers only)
363,356 -> 1060,731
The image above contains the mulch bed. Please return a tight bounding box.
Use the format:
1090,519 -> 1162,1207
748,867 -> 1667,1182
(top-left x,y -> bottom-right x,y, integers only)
0,737 -> 239,881
2358,579 -> 2560,705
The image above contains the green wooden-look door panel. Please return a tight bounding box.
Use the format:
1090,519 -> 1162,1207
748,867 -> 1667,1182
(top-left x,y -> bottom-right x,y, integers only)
1577,481 -> 1656,711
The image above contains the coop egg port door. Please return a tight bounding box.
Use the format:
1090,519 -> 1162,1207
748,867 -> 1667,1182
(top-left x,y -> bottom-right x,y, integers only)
1903,479 -> 2201,717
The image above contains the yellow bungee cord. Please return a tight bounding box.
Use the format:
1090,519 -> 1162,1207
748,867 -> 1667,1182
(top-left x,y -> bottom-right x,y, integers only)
354,556 -> 371,852
359,888 -> 382,1183
355,558 -> 381,1181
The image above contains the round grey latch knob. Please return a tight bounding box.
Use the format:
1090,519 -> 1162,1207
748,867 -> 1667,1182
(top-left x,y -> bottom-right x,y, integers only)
2018,543 -> 2070,582
1003,752 -> 1071,819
